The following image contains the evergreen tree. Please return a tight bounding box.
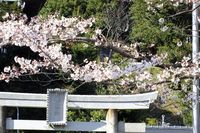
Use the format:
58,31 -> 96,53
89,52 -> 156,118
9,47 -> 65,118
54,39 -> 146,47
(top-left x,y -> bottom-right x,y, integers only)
130,0 -> 191,63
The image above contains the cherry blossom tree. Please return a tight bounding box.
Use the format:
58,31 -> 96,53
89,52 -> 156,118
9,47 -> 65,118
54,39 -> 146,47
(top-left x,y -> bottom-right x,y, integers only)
0,0 -> 198,93
0,13 -> 196,90
0,0 -> 199,126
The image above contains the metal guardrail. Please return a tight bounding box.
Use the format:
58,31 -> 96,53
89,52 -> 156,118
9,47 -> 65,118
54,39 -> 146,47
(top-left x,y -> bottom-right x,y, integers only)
146,126 -> 192,133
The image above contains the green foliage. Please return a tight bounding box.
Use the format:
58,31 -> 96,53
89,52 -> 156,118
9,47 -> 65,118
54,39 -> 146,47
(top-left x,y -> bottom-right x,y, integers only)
130,0 -> 159,43
146,118 -> 158,125
177,80 -> 192,126
41,0 -> 87,17
41,0 -> 114,18
0,2 -> 21,21
67,110 -> 106,122
90,110 -> 106,121
130,0 -> 191,63
182,110 -> 192,126
71,43 -> 97,65
68,110 -> 91,121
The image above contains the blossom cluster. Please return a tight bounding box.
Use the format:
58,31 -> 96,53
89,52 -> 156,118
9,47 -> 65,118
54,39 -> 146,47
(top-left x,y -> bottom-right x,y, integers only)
0,14 -> 163,83
145,0 -> 193,12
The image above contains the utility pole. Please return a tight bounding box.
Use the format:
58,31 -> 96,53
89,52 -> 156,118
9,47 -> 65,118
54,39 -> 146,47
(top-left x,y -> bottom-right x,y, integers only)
192,1 -> 200,133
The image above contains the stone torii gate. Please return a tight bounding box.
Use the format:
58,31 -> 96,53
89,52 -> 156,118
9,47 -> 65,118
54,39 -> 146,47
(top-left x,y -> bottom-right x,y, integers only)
0,89 -> 158,133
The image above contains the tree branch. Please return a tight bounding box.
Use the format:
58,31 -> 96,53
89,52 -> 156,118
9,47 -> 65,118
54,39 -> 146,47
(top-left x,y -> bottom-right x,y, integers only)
49,37 -> 96,44
169,4 -> 200,18
49,37 -> 147,61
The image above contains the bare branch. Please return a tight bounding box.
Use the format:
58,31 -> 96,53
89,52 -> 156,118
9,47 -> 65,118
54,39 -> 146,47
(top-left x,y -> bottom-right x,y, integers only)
148,76 -> 193,88
49,37 -> 96,44
49,37 -> 147,61
169,4 -> 200,18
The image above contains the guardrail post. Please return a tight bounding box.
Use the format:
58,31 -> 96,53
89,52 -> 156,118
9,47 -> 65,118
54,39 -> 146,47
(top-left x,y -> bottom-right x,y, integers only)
0,106 -> 6,133
106,109 -> 118,133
